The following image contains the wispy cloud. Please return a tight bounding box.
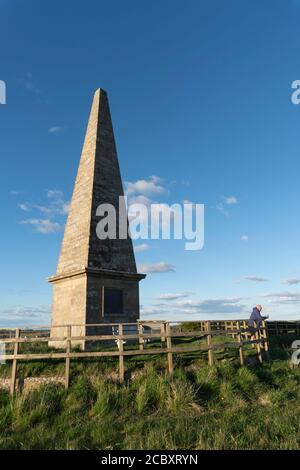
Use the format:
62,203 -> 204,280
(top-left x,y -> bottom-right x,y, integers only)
140,305 -> 168,317
225,196 -> 238,205
262,291 -> 300,305
21,72 -> 41,95
0,305 -> 51,327
125,175 -> 167,198
18,189 -> 69,234
216,195 -> 238,217
0,305 -> 50,319
241,235 -> 249,242
138,262 -> 175,274
19,218 -> 62,234
9,190 -> 24,196
46,190 -> 70,215
282,278 -> 300,286
174,297 -> 244,314
134,243 -> 149,253
141,296 -> 246,319
241,276 -> 269,283
48,126 -> 64,134
155,292 -> 193,301
126,176 -> 186,237
18,203 -> 30,211
18,190 -> 70,217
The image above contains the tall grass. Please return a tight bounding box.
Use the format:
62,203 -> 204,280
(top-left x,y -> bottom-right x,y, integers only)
0,358 -> 299,450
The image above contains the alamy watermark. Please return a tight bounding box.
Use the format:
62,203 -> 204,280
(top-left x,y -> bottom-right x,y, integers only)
95,197 -> 204,251
0,80 -> 6,105
0,342 -> 6,364
291,340 -> 300,366
291,80 -> 300,105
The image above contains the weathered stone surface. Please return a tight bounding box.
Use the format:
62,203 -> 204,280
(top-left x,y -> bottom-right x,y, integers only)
49,89 -> 145,345
0,376 -> 65,393
56,89 -> 136,274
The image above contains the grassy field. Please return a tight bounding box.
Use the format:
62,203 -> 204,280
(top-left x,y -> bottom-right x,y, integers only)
0,334 -> 299,450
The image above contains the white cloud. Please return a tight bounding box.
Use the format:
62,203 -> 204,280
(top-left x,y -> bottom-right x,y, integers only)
18,189 -> 70,218
216,202 -> 230,217
262,291 -> 300,304
48,126 -> 64,134
19,218 -> 62,234
125,176 -> 192,239
241,235 -> 249,242
174,297 -> 244,314
125,175 -> 167,197
128,198 -> 185,237
217,195 -> 238,217
18,203 -> 30,212
46,190 -> 70,215
134,243 -> 149,253
155,292 -> 193,301
0,305 -> 50,319
9,190 -> 24,196
225,196 -> 238,205
149,175 -> 164,184
242,276 -> 269,283
141,292 -> 300,321
141,296 -> 246,320
282,278 -> 300,286
138,262 -> 175,274
0,305 -> 51,327
140,305 -> 168,317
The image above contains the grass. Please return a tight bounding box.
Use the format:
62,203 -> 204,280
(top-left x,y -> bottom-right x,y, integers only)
0,329 -> 299,449
0,355 -> 299,450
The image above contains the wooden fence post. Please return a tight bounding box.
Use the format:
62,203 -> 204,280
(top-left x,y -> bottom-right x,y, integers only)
65,325 -> 71,390
206,321 -> 214,366
254,321 -> 263,364
166,322 -> 173,376
101,286 -> 105,318
138,323 -> 144,351
119,324 -> 125,383
10,328 -> 20,396
261,320 -> 270,360
160,322 -> 166,346
231,320 -> 235,339
236,321 -> 244,366
242,320 -> 248,340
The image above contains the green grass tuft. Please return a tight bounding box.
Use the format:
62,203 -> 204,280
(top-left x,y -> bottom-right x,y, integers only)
0,354 -> 299,449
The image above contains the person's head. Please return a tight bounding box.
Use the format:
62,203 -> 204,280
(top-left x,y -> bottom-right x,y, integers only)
256,304 -> 263,312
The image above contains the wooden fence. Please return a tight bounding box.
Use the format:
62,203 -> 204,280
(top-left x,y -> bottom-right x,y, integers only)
184,320 -> 300,337
0,320 -> 269,395
265,321 -> 300,336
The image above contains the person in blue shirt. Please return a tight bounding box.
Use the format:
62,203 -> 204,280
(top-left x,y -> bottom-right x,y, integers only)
248,304 -> 268,348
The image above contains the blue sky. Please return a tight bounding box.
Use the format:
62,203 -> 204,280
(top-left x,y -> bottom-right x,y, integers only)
1,0 -> 300,326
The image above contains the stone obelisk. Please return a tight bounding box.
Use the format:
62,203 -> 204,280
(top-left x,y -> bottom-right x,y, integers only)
48,89 -> 145,345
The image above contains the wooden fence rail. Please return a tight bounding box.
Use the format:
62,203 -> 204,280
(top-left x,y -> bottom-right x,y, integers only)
265,321 -> 300,336
0,320 -> 269,395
